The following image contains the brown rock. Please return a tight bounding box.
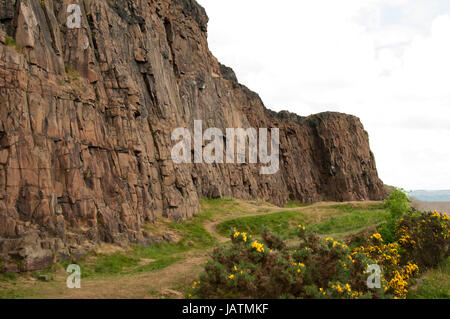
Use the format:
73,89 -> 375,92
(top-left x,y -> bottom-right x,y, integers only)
0,0 -> 384,271
0,149 -> 8,164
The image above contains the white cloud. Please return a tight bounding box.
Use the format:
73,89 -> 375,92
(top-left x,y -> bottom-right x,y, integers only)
197,0 -> 450,190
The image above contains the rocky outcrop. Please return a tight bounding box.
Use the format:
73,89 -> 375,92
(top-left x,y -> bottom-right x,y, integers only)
0,0 -> 384,271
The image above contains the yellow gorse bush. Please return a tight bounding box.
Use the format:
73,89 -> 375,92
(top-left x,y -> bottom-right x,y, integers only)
251,240 -> 265,253
233,230 -> 248,242
397,210 -> 450,269
352,232 -> 420,298
193,207 -> 448,299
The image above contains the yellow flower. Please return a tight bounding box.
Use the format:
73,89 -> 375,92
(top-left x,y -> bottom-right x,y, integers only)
251,240 -> 265,253
228,274 -> 234,280
371,233 -> 383,242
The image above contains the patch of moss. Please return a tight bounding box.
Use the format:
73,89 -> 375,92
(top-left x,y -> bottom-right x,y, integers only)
64,65 -> 80,82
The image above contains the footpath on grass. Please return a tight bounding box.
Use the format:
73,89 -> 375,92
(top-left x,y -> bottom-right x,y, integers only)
1,198 -> 446,299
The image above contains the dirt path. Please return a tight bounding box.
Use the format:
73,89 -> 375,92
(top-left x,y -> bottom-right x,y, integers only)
202,201 -> 378,243
203,204 -> 285,243
57,254 -> 207,299
410,199 -> 450,213
3,251 -> 209,299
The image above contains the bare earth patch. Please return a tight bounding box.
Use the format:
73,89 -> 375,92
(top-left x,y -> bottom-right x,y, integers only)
410,199 -> 450,213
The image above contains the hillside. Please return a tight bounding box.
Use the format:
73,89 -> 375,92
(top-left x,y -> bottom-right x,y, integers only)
0,0 -> 383,272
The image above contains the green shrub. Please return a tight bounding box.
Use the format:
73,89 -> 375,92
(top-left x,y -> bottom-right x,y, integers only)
379,188 -> 411,242
352,233 -> 419,298
191,215 -> 447,299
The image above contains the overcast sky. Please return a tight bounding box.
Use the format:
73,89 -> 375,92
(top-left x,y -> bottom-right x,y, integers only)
197,0 -> 450,191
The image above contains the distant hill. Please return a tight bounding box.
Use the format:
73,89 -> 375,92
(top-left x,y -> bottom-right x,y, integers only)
409,190 -> 450,202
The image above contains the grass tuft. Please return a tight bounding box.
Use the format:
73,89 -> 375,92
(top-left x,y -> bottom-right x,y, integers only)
217,210 -> 307,237
408,257 -> 450,299
5,36 -> 21,53
65,65 -> 80,82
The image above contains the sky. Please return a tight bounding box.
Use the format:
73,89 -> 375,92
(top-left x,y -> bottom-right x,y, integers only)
197,0 -> 450,191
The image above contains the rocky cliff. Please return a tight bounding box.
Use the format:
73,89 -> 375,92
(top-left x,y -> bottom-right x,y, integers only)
0,0 -> 384,271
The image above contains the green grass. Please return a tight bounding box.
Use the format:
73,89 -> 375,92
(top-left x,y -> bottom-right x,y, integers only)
217,210 -> 307,237
75,212 -> 217,278
5,36 -> 15,47
0,200 -> 221,282
216,202 -> 389,240
64,65 -> 80,81
0,200 -> 388,282
79,252 -> 183,277
0,289 -> 28,299
80,201 -> 387,277
0,272 -> 31,299
0,272 -> 18,282
409,257 -> 450,299
91,253 -> 139,275
285,201 -> 311,208
310,206 -> 389,238
135,256 -> 181,273
5,36 -> 21,53
200,197 -> 246,217
329,202 -> 384,212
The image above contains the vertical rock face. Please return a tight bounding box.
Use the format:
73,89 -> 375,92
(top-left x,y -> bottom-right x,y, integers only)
0,0 -> 384,271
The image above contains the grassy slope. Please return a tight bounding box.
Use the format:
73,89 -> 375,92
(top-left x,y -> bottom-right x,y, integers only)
2,198 -> 444,299
75,211 -> 219,278
216,202 -> 388,241
309,204 -> 389,238
408,257 -> 450,299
